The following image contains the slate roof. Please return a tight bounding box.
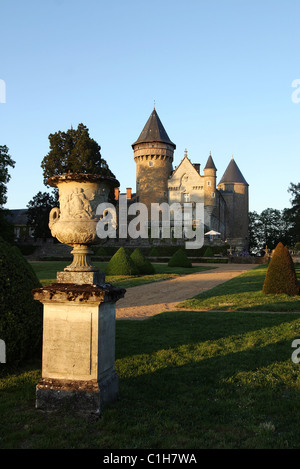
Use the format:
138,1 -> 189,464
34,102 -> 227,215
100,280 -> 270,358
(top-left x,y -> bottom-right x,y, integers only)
218,158 -> 248,185
204,153 -> 217,170
132,108 -> 176,148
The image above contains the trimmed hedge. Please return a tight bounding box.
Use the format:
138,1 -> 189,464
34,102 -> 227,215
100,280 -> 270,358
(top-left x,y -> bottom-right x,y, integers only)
0,238 -> 43,364
168,248 -> 192,268
130,248 -> 155,275
263,242 -> 300,296
203,247 -> 214,257
105,247 -> 139,276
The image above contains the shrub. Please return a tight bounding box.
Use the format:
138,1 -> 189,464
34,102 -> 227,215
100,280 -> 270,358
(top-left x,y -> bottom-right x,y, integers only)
203,247 -> 214,257
0,237 -> 43,364
262,242 -> 300,296
168,248 -> 192,268
148,247 -> 160,257
95,246 -> 107,257
130,248 -> 155,275
105,247 -> 139,276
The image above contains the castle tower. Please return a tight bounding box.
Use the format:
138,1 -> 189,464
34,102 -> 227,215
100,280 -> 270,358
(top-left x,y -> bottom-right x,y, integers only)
132,108 -> 176,218
203,152 -> 217,229
217,157 -> 249,250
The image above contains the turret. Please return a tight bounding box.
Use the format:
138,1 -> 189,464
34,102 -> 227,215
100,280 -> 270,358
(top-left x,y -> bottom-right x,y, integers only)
217,157 -> 249,250
132,108 -> 176,217
203,152 -> 217,228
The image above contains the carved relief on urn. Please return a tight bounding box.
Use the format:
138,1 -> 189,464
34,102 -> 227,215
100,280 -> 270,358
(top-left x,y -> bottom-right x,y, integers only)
48,173 -> 119,272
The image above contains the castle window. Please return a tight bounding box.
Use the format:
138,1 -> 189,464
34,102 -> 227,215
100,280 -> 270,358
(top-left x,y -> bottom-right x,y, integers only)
207,181 -> 211,186
149,161 -> 154,167
183,193 -> 190,202
212,192 -> 215,198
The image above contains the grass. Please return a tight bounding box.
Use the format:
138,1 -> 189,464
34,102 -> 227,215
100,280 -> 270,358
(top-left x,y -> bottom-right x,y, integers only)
29,260 -> 216,288
2,310 -> 300,449
177,264 -> 300,312
2,260 -> 300,449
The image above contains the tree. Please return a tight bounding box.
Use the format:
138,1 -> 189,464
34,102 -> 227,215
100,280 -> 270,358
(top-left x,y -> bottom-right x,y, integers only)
26,190 -> 58,239
0,145 -> 15,207
0,145 -> 15,242
285,182 -> 300,245
41,123 -> 115,184
248,208 -> 292,254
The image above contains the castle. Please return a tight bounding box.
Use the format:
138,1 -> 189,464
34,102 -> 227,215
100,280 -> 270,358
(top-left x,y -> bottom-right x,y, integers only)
125,108 -> 249,250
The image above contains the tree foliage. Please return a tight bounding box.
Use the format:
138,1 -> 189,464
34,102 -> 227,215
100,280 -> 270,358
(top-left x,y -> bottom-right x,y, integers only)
41,123 -> 115,184
26,190 -> 58,239
0,145 -> 15,207
285,182 -> 300,244
0,146 -> 15,242
249,208 -> 294,254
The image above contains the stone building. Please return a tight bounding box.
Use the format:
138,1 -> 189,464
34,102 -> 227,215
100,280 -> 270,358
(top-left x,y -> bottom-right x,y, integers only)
131,108 -> 249,250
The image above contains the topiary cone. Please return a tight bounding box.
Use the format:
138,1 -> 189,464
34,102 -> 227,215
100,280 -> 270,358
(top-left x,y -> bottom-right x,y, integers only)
105,247 -> 139,276
262,242 -> 300,296
168,248 -> 192,268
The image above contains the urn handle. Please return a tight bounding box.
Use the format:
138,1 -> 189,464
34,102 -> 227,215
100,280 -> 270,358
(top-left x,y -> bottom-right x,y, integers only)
49,207 -> 60,228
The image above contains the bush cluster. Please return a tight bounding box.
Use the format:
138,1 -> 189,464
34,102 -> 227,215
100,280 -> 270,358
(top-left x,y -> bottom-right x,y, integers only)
0,238 -> 43,364
262,242 -> 300,296
105,247 -> 155,276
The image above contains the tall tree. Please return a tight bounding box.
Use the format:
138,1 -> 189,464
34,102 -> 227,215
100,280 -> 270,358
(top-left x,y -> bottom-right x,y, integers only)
41,123 -> 115,184
0,146 -> 15,242
0,145 -> 15,207
285,182 -> 300,245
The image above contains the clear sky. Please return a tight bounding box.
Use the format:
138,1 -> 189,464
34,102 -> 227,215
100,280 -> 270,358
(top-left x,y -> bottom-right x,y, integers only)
1,0 -> 299,214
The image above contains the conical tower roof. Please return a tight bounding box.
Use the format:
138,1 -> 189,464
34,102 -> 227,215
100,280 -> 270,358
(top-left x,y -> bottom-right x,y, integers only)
132,108 -> 176,148
204,152 -> 217,170
218,157 -> 248,185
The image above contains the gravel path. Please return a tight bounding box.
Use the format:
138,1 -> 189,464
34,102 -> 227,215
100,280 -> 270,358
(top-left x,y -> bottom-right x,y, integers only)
115,263 -> 257,320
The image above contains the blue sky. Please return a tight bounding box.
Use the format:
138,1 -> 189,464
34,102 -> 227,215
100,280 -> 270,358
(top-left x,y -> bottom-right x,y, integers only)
1,0 -> 299,214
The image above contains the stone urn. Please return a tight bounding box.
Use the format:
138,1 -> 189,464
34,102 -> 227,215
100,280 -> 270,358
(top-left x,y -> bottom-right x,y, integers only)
48,173 -> 119,273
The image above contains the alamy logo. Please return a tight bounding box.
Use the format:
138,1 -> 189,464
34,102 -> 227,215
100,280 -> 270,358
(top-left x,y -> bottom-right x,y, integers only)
291,339 -> 300,363
291,79 -> 300,104
0,79 -> 6,103
0,339 -> 6,363
96,200 -> 205,249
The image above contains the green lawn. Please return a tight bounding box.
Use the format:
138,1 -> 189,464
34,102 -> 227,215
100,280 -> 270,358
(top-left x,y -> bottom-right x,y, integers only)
2,260 -> 300,449
2,310 -> 300,449
177,264 -> 300,312
29,260 -> 216,288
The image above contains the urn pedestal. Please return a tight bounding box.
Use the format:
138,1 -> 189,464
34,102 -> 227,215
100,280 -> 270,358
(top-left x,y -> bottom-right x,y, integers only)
33,173 -> 125,414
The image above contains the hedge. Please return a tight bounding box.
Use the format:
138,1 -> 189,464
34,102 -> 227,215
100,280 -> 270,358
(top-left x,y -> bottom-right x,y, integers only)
0,238 -> 43,364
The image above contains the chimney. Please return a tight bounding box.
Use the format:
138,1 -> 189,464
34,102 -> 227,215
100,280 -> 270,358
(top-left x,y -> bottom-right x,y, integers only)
114,187 -> 119,200
126,188 -> 132,199
193,163 -> 200,174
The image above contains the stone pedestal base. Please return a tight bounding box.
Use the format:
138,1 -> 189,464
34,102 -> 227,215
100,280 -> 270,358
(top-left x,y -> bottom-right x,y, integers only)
33,281 -> 125,415
36,373 -> 119,414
